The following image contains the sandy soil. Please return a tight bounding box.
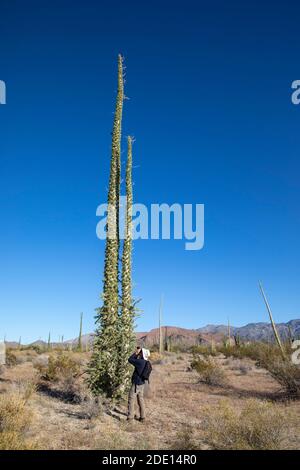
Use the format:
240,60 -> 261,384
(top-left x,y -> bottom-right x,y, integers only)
0,351 -> 299,449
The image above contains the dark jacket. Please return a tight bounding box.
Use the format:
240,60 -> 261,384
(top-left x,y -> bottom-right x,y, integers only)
128,353 -> 146,385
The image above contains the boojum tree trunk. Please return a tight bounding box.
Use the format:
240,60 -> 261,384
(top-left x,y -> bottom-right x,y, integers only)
117,136 -> 136,396
87,55 -> 124,397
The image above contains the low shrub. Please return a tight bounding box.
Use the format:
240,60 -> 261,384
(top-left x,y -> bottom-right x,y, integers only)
217,342 -> 300,397
191,344 -> 217,357
171,425 -> 198,450
5,350 -> 17,367
78,393 -> 102,419
191,356 -> 227,386
255,345 -> 300,398
169,344 -> 190,353
217,343 -> 261,361
35,352 -> 80,382
202,399 -> 289,450
0,392 -> 36,450
35,353 -> 82,403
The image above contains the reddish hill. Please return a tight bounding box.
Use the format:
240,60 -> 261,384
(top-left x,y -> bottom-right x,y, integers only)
136,326 -> 213,347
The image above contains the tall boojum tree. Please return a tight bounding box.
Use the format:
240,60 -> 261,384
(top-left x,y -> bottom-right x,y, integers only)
88,55 -> 136,398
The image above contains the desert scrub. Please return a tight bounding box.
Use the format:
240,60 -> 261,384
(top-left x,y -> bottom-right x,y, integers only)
0,392 -> 36,450
77,392 -> 103,419
35,352 -> 80,382
202,399 -> 289,450
191,356 -> 227,386
171,424 -> 199,450
191,344 -> 217,357
218,343 -> 261,360
35,352 -> 84,403
226,358 -> 252,375
255,344 -> 300,398
5,349 -> 17,367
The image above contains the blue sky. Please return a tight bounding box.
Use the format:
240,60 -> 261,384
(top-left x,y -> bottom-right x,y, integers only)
0,1 -> 300,343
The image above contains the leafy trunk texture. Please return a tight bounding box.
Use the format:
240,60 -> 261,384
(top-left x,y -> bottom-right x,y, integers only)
116,136 -> 136,396
87,55 -> 124,397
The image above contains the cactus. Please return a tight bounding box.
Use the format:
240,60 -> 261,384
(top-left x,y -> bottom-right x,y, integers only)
234,334 -> 241,348
87,55 -> 124,397
227,317 -> 231,346
78,312 -> 83,352
159,295 -> 164,355
164,326 -> 170,352
287,325 -> 294,346
47,332 -> 51,351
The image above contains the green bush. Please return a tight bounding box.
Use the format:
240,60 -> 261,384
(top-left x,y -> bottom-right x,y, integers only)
191,344 -> 217,357
217,342 -> 261,360
35,353 -> 80,382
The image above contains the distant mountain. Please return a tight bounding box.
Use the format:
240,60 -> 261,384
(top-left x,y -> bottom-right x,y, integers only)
59,319 -> 300,348
197,319 -> 300,342
197,324 -> 230,335
30,340 -> 47,347
6,319 -> 300,349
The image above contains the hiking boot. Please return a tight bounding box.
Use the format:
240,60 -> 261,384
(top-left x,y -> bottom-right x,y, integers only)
139,417 -> 145,423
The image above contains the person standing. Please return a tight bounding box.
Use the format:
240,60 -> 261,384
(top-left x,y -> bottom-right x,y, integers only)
127,347 -> 150,422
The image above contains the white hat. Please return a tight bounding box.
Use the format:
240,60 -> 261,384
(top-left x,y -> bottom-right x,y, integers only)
142,348 -> 150,360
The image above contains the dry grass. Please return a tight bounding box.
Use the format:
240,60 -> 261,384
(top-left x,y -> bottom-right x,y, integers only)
225,358 -> 252,375
5,349 -> 17,367
0,391 -> 37,449
0,349 -> 299,450
255,346 -> 300,398
171,425 -> 199,450
202,399 -> 290,450
217,343 -> 300,398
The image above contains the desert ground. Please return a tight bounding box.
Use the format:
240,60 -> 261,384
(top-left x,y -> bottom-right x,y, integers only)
0,349 -> 299,450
